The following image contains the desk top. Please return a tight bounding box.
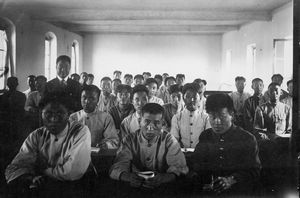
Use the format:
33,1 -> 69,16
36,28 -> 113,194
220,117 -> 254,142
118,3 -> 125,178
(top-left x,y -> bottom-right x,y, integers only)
91,148 -> 118,157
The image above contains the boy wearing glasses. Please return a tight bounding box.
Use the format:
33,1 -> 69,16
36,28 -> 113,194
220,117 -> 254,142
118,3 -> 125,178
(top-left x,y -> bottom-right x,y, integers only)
110,103 -> 188,195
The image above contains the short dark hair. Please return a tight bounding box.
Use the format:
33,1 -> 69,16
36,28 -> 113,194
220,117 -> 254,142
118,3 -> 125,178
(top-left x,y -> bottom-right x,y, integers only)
193,78 -> 202,84
132,84 -> 149,98
169,84 -> 182,94
143,72 -> 151,76
113,78 -> 122,84
134,74 -> 144,80
113,70 -> 122,75
80,72 -> 88,76
145,78 -> 158,87
124,74 -> 133,79
154,74 -> 162,81
287,79 -> 293,86
56,55 -> 71,65
87,74 -> 94,78
206,94 -> 234,114
271,74 -> 283,81
268,82 -> 280,89
142,103 -> 164,117
252,78 -> 263,84
81,85 -> 101,99
36,75 -> 47,82
182,83 -> 200,95
176,74 -> 185,79
101,76 -> 112,82
116,84 -> 132,94
162,73 -> 169,76
235,76 -> 246,82
27,75 -> 36,79
201,79 -> 207,86
164,76 -> 176,85
39,92 -> 72,110
71,73 -> 80,78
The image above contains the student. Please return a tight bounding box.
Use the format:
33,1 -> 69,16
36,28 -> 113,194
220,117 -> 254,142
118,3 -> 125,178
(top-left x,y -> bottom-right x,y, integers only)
124,74 -> 133,87
191,93 -> 261,196
70,85 -> 119,148
281,79 -> 292,109
133,74 -> 144,86
229,76 -> 251,128
98,77 -> 117,112
243,78 -> 265,133
86,73 -> 94,85
163,84 -> 184,131
70,73 -> 80,82
193,78 -> 207,113
23,75 -> 36,98
109,84 -> 135,134
43,55 -> 82,113
157,76 -> 176,104
263,74 -> 289,102
154,74 -> 163,89
142,72 -> 151,81
175,74 -> 185,87
5,93 -> 91,197
79,72 -> 88,88
170,83 -> 211,148
112,78 -> 122,96
113,70 -> 122,80
120,85 -> 149,140
145,78 -> 164,106
110,103 -> 188,195
254,82 -> 292,139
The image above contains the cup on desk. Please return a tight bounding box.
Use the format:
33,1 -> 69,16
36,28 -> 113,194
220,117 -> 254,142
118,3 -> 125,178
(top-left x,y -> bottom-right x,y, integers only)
137,171 -> 155,180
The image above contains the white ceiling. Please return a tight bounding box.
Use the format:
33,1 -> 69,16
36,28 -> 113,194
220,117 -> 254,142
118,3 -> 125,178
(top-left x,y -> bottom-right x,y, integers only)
1,0 -> 292,34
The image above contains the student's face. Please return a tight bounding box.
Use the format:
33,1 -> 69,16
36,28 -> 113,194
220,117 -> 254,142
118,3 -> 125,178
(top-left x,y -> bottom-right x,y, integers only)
162,74 -> 169,82
143,74 -> 150,81
117,89 -> 131,105
56,60 -> 71,79
287,82 -> 293,96
42,102 -> 69,135
124,77 -> 133,85
235,80 -> 245,93
252,81 -> 264,95
170,92 -> 182,107
208,108 -> 233,134
100,80 -> 112,95
146,82 -> 158,97
272,77 -> 283,85
176,77 -> 184,86
114,73 -> 121,79
199,82 -> 206,93
71,75 -> 80,82
132,92 -> 148,113
184,90 -> 200,111
112,81 -> 121,93
35,79 -> 46,93
80,73 -> 88,83
269,85 -> 281,102
141,113 -> 163,141
166,79 -> 176,89
86,77 -> 94,85
134,78 -> 144,85
81,90 -> 99,113
155,78 -> 162,87
28,77 -> 36,89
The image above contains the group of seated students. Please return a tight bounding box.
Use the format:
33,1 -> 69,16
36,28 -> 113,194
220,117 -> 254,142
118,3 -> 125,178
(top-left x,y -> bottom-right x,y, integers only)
0,55 -> 295,197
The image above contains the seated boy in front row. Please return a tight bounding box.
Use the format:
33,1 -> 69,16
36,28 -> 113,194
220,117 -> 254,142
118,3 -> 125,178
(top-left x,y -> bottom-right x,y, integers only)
110,103 -> 188,195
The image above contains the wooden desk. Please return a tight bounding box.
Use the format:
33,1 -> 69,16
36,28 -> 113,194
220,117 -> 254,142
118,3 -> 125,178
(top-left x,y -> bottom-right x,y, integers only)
91,148 -> 118,175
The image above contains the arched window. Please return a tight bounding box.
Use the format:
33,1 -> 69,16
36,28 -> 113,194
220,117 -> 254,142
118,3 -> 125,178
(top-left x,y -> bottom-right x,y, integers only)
45,32 -> 57,80
0,17 -> 16,90
71,40 -> 79,74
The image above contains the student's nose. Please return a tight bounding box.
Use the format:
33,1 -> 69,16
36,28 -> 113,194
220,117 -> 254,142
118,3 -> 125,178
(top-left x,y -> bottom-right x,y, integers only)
214,117 -> 221,124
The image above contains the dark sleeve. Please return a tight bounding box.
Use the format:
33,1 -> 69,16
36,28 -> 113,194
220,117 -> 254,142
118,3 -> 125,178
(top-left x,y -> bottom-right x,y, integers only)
243,99 -> 253,132
192,132 -> 209,173
232,135 -> 261,184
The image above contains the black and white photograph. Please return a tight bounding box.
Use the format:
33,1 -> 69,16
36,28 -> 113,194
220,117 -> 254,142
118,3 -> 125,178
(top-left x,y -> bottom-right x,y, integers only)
0,0 -> 299,197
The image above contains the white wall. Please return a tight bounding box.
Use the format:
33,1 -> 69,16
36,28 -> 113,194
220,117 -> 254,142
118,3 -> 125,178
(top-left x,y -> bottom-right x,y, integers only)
0,11 -> 83,91
83,34 -> 222,89
221,2 -> 293,93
